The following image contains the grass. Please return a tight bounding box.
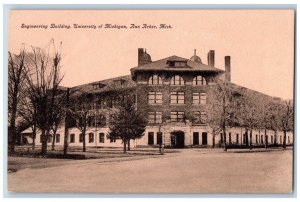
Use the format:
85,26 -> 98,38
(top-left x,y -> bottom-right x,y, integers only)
8,145 -> 177,173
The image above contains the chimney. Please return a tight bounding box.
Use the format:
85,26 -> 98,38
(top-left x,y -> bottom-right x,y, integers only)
138,48 -> 144,66
207,50 -> 215,67
225,56 -> 231,82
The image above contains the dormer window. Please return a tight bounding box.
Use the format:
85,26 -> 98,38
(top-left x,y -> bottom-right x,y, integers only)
167,60 -> 187,67
170,75 -> 184,86
113,79 -> 127,86
93,83 -> 105,90
148,75 -> 163,85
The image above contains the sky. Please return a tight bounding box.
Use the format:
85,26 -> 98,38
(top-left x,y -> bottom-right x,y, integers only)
9,10 -> 294,99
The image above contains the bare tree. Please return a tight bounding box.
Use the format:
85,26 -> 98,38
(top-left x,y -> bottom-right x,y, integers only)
70,93 -> 92,152
25,41 -> 63,155
8,48 -> 29,153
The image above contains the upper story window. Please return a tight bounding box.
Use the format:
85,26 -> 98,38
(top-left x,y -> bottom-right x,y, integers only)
148,92 -> 163,104
170,111 -> 185,122
148,75 -> 163,85
148,112 -> 162,124
170,92 -> 185,104
192,92 -> 207,104
170,75 -> 184,86
193,76 -> 207,86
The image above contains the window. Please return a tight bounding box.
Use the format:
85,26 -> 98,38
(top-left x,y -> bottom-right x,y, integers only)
280,136 -> 282,144
56,134 -> 60,143
261,135 -> 264,144
192,93 -> 206,104
89,133 -> 94,143
170,111 -> 184,122
148,92 -> 162,104
288,136 -> 290,144
70,134 -> 75,143
98,114 -> 107,126
229,133 -> 232,144
79,133 -> 83,143
99,133 -> 105,143
193,76 -> 207,86
148,132 -> 154,145
170,75 -> 184,85
148,112 -> 162,124
157,132 -> 162,145
93,83 -> 105,90
148,75 -> 163,85
110,138 -> 116,143
194,111 -> 207,124
236,133 -> 239,144
271,136 -> 274,144
170,92 -> 185,104
48,135 -> 52,143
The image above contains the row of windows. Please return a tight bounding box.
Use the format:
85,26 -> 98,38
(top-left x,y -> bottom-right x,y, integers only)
149,92 -> 206,105
148,75 -> 207,86
221,133 -> 291,144
40,133 -> 117,144
147,132 -> 208,145
148,111 -> 207,123
40,134 -> 61,143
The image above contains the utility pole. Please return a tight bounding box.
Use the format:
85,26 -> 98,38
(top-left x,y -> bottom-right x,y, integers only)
63,88 -> 70,155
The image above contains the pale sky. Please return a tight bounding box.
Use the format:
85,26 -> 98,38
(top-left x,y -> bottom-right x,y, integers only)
9,10 -> 294,99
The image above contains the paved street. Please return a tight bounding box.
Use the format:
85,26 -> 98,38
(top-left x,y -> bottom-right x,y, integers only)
8,149 -> 293,194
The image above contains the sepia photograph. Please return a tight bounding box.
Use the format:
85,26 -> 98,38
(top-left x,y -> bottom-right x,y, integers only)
6,9 -> 295,194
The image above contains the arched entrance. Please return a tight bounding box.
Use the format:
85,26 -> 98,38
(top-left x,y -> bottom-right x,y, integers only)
170,131 -> 185,148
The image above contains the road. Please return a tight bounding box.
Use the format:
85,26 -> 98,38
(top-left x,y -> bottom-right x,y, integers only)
7,149 -> 293,194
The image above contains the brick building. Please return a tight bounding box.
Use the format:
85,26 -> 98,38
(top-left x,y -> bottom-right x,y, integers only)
21,48 -> 293,148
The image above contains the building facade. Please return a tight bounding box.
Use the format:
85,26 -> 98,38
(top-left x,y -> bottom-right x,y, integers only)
21,48 -> 294,148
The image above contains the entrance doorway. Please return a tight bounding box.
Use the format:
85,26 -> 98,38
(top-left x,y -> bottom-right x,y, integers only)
171,131 -> 185,148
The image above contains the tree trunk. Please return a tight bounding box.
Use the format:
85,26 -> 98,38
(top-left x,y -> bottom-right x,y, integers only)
32,127 -> 36,151
123,139 -> 127,153
127,139 -> 131,151
51,132 -> 56,151
63,88 -> 70,155
41,129 -> 48,156
9,90 -> 18,154
283,130 -> 287,149
249,129 -> 252,150
274,130 -> 278,146
223,126 -> 227,151
82,130 -> 86,152
264,129 -> 268,149
245,129 -> 249,147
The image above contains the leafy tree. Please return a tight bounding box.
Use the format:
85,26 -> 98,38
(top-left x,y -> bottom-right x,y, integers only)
235,93 -> 261,150
206,80 -> 236,151
277,100 -> 294,148
108,94 -> 147,153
